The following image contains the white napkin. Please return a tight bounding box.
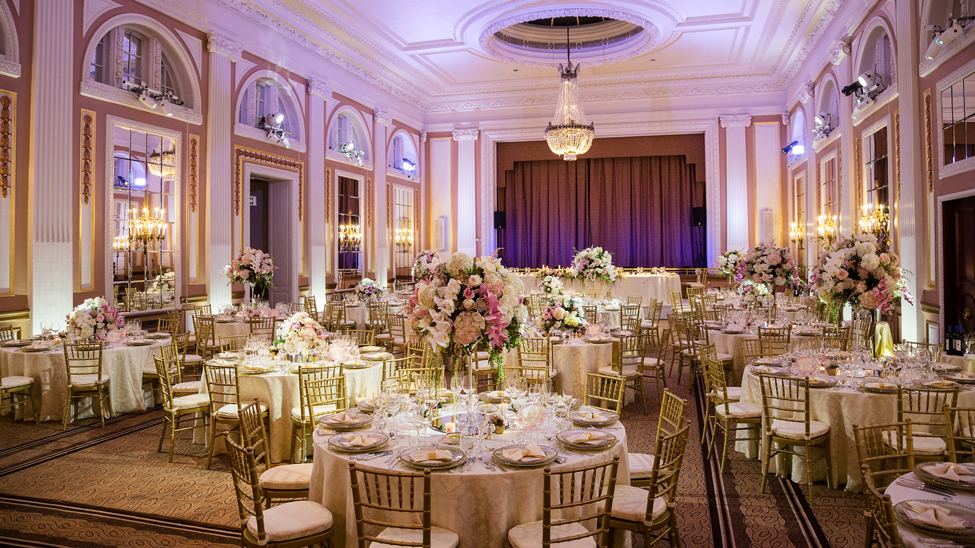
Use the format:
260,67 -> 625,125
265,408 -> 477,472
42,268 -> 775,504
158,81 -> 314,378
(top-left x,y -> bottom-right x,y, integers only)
327,410 -> 361,424
955,372 -> 975,380
409,449 -> 453,464
905,500 -> 967,530
358,396 -> 378,407
866,381 -> 897,390
925,380 -> 959,388
575,410 -> 610,422
565,432 -> 607,445
926,462 -> 975,483
502,443 -> 547,462
339,434 -> 373,447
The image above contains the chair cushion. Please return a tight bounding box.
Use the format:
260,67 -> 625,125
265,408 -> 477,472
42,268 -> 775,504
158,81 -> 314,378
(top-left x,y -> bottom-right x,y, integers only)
709,386 -> 742,401
172,381 -> 201,395
1,376 -> 33,389
640,320 -> 656,329
291,404 -> 338,421
628,453 -> 656,479
609,485 -> 667,523
642,357 -> 663,369
597,365 -> 640,378
70,374 -> 110,388
246,500 -> 333,544
508,520 -> 596,548
372,526 -> 460,548
375,334 -> 393,341
771,419 -> 830,440
883,431 -> 946,455
715,352 -> 734,363
260,463 -> 313,491
183,354 -> 204,364
475,351 -> 491,361
171,393 -> 211,411
216,402 -> 267,419
715,402 -> 761,419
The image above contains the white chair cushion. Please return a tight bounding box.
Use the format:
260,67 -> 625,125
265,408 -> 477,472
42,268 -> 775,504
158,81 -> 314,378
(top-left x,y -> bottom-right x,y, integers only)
246,500 -> 333,544
1,376 -> 33,389
216,402 -> 267,419
640,320 -> 655,329
372,526 -> 460,548
260,463 -> 313,491
883,431 -> 947,455
609,485 -> 667,523
642,357 -> 663,369
508,520 -> 596,548
715,352 -> 734,363
183,354 -> 204,364
171,394 -> 210,411
375,334 -> 393,341
70,374 -> 110,388
172,381 -> 201,395
475,351 -> 491,360
771,419 -> 830,440
291,404 -> 338,421
715,402 -> 761,419
143,364 -> 160,375
709,386 -> 742,401
597,365 -> 640,378
628,453 -> 656,479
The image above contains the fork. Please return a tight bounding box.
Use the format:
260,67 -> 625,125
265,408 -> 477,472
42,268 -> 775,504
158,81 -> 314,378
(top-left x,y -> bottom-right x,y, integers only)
897,478 -> 955,497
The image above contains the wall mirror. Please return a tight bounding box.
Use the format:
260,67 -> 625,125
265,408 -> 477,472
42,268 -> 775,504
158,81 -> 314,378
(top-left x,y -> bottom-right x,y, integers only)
337,175 -> 361,286
111,125 -> 178,311
393,185 -> 414,278
941,70 -> 975,166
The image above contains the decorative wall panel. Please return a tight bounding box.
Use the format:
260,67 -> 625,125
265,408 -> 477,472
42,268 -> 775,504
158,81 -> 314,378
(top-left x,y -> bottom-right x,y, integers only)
0,91 -> 12,295
79,110 -> 95,290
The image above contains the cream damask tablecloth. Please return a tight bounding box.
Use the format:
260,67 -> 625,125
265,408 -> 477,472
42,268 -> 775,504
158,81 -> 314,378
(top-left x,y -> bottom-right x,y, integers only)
946,354 -> 975,372
0,339 -> 168,422
706,329 -> 818,384
308,413 -> 632,548
735,365 -> 975,492
213,320 -> 251,341
503,342 -> 615,401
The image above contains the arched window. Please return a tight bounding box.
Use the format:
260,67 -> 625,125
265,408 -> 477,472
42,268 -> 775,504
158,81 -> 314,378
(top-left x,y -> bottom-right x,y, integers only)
88,24 -> 184,106
387,130 -> 419,180
236,74 -> 303,146
328,109 -> 371,166
787,110 -> 806,166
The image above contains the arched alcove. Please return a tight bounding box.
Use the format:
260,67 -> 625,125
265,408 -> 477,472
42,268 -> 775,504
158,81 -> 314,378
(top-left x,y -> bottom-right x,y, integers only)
788,107 -> 807,167
387,129 -> 419,180
855,20 -> 896,91
327,106 -> 372,167
0,0 -> 20,77
814,76 -> 840,143
235,70 -> 304,149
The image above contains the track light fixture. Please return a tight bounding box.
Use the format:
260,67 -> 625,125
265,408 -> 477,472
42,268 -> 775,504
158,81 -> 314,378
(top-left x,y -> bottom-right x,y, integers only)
813,112 -> 834,139
258,113 -> 291,148
925,18 -> 974,59
401,158 -> 416,172
781,140 -> 804,155
841,82 -> 862,96
124,80 -> 183,115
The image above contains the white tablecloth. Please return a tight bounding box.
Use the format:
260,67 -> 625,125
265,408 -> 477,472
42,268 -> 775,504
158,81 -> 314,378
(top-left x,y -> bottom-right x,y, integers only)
707,329 -> 818,384
503,342 -> 615,402
520,274 -> 681,306
735,365 -> 975,491
884,471 -> 975,547
343,304 -> 404,331
0,339 -> 168,422
946,354 -> 975,372
308,412 -> 631,548
213,320 -> 251,340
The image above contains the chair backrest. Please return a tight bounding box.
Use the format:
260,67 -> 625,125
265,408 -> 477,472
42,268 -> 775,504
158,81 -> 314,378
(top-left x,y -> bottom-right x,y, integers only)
224,433 -> 271,545
646,299 -> 663,325
758,326 -> 792,356
645,422 -> 691,523
686,286 -> 704,299
398,366 -> 444,394
759,375 -> 812,439
193,314 -> 216,355
152,344 -> 184,410
204,363 -> 241,414
0,325 -> 20,341
195,304 -> 212,316
303,295 -> 319,319
238,399 -> 272,470
620,304 -> 641,332
853,311 -> 875,350
288,302 -> 304,314
626,295 -> 642,307
540,457 -> 620,548
819,328 -> 851,351
368,302 -> 390,333
381,356 -> 411,384
528,296 -> 545,320
901,340 -> 942,362
581,304 -> 597,325
584,373 -> 625,414
170,331 -> 190,370
649,328 -> 671,370
946,407 -> 975,463
740,337 -> 772,365
896,387 -> 958,438
248,316 -> 278,343
157,317 -> 179,335
219,334 -> 249,353
515,338 -> 552,382
853,420 -> 915,489
862,465 -> 903,548
325,302 -> 347,328
612,334 -> 643,375
702,351 -> 734,412
388,313 -> 406,341
63,342 -> 104,380
348,329 -> 376,346
658,389 -> 687,437
348,463 -> 433,548
299,365 -> 347,421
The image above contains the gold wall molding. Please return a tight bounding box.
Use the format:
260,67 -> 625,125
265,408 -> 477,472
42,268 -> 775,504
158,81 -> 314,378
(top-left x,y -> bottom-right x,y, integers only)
232,147 -> 304,220
837,149 -> 842,214
854,135 -> 862,212
894,110 -> 901,200
325,167 -> 331,225
189,135 -> 199,212
816,161 -> 821,213
386,182 -> 391,226
365,178 -> 372,226
414,188 -> 419,249
80,111 -> 94,205
924,89 -> 934,193
0,93 -> 13,199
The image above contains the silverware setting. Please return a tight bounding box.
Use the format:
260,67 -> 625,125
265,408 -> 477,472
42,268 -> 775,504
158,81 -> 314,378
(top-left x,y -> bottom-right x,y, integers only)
897,477 -> 955,498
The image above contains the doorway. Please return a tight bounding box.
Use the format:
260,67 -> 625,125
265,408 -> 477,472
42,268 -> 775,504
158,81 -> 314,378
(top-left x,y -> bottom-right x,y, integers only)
943,195 -> 975,335
245,167 -> 298,307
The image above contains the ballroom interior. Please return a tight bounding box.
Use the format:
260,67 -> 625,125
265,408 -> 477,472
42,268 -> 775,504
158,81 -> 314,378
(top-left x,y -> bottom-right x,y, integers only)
0,0 -> 974,547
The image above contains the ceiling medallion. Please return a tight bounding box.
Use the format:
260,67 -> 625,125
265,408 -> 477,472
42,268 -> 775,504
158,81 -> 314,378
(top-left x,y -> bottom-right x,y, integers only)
545,26 -> 594,162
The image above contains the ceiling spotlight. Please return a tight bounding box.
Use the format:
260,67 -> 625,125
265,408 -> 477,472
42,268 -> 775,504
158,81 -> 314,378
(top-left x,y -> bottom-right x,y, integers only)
782,140 -> 802,155
815,112 -> 830,126
264,113 -> 285,126
265,130 -> 277,143
936,20 -> 963,46
841,82 -> 862,96
280,136 -> 290,149
925,33 -> 944,60
160,98 -> 173,117
138,90 -> 158,110
401,158 -> 416,172
792,143 -> 805,155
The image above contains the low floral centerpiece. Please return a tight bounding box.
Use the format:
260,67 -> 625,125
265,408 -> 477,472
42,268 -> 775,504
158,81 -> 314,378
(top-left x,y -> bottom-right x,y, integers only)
810,233 -> 913,316
717,250 -> 745,279
355,278 -> 384,303
405,251 -> 527,381
535,265 -> 561,282
66,297 -> 124,341
224,247 -> 275,301
736,242 -> 802,291
274,312 -> 329,357
541,296 -> 588,334
151,270 -> 175,292
570,247 -> 618,284
412,250 -> 442,281
538,275 -> 564,296
737,280 -> 774,306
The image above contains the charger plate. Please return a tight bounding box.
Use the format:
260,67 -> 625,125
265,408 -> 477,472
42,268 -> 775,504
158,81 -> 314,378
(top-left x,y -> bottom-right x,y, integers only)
327,432 -> 389,453
893,499 -> 975,538
399,447 -> 465,470
492,444 -> 558,468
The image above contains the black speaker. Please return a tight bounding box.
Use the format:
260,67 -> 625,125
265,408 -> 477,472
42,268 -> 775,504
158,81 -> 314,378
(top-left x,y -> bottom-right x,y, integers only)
494,211 -> 506,230
692,206 -> 706,227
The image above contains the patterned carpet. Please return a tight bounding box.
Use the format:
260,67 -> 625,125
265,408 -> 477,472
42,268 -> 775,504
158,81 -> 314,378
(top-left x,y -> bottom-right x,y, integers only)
0,356 -> 869,547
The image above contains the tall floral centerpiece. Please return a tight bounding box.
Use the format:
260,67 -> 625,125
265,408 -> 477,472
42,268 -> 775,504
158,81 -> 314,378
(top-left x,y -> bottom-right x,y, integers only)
274,311 -> 329,359
355,278 -> 384,303
736,242 -> 803,293
151,270 -> 175,292
224,247 -> 275,302
405,251 -> 528,385
570,247 -> 618,296
717,250 -> 745,283
541,296 -> 588,334
538,275 -> 564,296
810,233 -> 912,322
412,250 -> 442,282
66,297 -> 124,341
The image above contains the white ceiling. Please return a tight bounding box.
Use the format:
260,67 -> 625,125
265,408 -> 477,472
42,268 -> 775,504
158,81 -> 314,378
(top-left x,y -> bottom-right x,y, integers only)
260,0 -> 839,114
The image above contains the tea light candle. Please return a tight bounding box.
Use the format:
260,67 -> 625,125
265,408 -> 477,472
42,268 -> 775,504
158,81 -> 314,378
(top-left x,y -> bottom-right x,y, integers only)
444,422 -> 455,433
498,402 -> 508,415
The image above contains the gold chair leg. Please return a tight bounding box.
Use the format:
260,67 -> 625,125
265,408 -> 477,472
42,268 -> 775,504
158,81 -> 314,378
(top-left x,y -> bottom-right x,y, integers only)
98,388 -> 107,428
206,419 -> 217,470
720,422 -> 732,474
760,440 -> 773,494
169,414 -> 178,463
157,415 -> 168,453
62,390 -> 72,431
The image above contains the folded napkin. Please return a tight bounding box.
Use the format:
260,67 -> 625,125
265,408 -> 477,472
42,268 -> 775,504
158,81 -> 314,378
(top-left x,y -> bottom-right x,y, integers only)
866,381 -> 897,390
502,443 -> 547,462
409,449 -> 453,464
358,396 -> 378,407
955,372 -> 975,380
564,432 -> 607,445
327,410 -> 361,424
575,410 -> 610,422
926,380 -> 958,388
338,434 -> 373,447
927,462 -> 975,483
752,366 -> 784,374
905,500 -> 967,530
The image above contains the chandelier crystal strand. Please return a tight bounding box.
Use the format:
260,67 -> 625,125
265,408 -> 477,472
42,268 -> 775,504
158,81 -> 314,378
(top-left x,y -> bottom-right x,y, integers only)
545,27 -> 594,161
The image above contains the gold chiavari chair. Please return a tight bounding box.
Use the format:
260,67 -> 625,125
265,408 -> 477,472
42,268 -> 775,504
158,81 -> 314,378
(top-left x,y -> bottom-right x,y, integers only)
237,400 -> 314,505
173,331 -> 205,382
758,325 -> 792,357
387,313 -> 408,355
381,356 -> 411,385
193,314 -> 218,360
946,407 -> 975,463
324,302 -> 355,333
157,317 -> 179,335
527,295 -> 545,320
204,363 -> 268,469
291,365 -> 345,463
302,295 -> 319,322
758,375 -> 833,503
0,325 -> 22,341
862,465 -> 903,548
248,316 -> 278,344
62,342 -> 112,429
509,338 -> 554,388
225,434 -> 335,548
676,320 -> 705,391
639,328 -> 670,401
626,296 -> 643,308
705,353 -> 761,473
368,301 -> 390,335
155,341 -> 200,398
740,338 -> 772,367
891,387 -> 958,461
0,367 -> 37,427
220,334 -> 250,353
195,303 -> 212,316
853,421 -> 915,489
629,389 -> 686,487
642,299 -> 663,329
608,424 -> 689,548
819,326 -> 852,351
581,304 -> 598,325
153,352 -> 210,462
287,302 -> 303,314
598,333 -> 646,414
347,329 -> 376,347
406,338 -> 433,368
349,463 -> 459,548
686,286 -> 704,300
853,311 -> 876,350
620,303 -> 641,333
901,340 -> 942,362
584,372 -> 626,415
398,366 -> 444,395
667,316 -> 692,381
698,329 -> 735,380
507,458 -> 620,548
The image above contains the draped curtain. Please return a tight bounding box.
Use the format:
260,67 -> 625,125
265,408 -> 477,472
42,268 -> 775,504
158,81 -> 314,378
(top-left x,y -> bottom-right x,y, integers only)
502,155 -> 700,268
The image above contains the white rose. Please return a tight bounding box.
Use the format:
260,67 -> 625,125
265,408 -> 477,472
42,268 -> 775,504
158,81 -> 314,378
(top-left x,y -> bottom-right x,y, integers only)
463,299 -> 475,309
553,307 -> 566,320
467,274 -> 482,287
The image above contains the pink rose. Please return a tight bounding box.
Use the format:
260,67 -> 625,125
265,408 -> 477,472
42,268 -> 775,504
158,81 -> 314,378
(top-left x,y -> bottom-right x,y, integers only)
238,269 -> 250,280
836,269 -> 848,280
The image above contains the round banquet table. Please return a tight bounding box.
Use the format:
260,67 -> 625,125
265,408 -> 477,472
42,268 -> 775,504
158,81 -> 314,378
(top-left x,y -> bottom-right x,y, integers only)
884,471 -> 975,547
706,328 -> 818,384
195,361 -> 385,463
734,365 -> 975,492
213,319 -> 251,340
308,409 -> 632,548
503,341 -> 615,401
343,303 -> 405,330
0,337 -> 170,422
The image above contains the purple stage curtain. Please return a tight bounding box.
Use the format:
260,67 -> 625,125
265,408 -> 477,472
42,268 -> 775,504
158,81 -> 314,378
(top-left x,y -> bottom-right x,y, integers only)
502,156 -> 700,268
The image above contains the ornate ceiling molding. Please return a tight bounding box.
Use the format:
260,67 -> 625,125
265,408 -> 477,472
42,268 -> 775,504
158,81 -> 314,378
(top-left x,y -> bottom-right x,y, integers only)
779,0 -> 844,84
452,129 -> 479,141
207,32 -> 242,62
720,115 -> 752,128
828,36 -> 852,65
798,81 -> 815,103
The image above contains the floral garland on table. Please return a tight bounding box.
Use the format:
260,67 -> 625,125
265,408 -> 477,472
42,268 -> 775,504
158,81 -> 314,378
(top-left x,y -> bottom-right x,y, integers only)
355,278 -> 384,302
538,275 -> 564,296
735,243 -> 803,291
405,251 -> 528,375
224,247 -> 275,298
412,250 -> 442,281
717,250 -> 745,278
737,280 -> 774,306
151,270 -> 175,292
535,265 -> 561,282
810,233 -> 913,315
570,247 -> 618,284
541,296 -> 588,334
66,297 -> 124,341
274,312 -> 329,356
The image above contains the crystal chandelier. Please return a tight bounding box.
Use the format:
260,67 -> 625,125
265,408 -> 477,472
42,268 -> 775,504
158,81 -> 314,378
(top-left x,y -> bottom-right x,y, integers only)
147,142 -> 176,177
545,26 -> 594,161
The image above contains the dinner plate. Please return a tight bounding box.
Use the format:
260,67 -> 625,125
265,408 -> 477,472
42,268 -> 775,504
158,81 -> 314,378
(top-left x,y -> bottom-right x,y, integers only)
238,365 -> 274,375
327,431 -> 389,453
217,352 -> 242,360
915,462 -> 975,492
492,444 -> 558,468
556,429 -> 618,451
944,373 -> 975,384
320,410 -> 372,431
357,397 -> 380,413
858,380 -> 899,394
750,365 -> 789,376
722,329 -> 746,335
569,408 -> 619,427
361,352 -> 393,361
359,346 -> 384,353
399,447 -> 466,470
754,357 -> 783,366
935,363 -> 962,372
922,380 -> 961,389
893,499 -> 975,538
19,346 -> 51,353
342,360 -> 374,370
794,377 -> 837,389
479,390 -> 510,403
145,333 -> 170,340
1,339 -> 31,347
584,338 -> 613,345
127,340 -> 154,347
